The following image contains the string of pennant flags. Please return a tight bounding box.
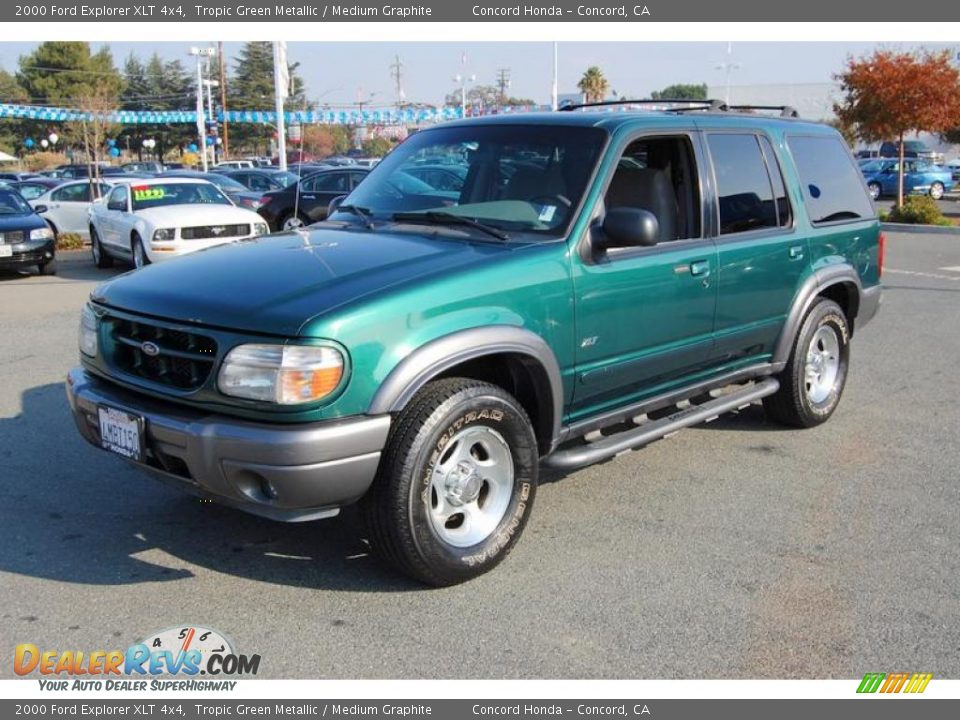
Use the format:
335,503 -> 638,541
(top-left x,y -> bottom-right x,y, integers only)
0,102 -> 551,126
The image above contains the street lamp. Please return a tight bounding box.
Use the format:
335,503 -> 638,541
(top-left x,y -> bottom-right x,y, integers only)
188,46 -> 216,171
716,42 -> 741,105
453,73 -> 476,117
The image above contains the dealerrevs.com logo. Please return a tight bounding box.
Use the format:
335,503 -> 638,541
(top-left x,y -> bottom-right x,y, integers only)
14,625 -> 260,692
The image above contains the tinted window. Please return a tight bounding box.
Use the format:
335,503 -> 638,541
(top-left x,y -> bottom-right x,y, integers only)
787,136 -> 875,224
708,133 -> 780,235
304,173 -> 349,193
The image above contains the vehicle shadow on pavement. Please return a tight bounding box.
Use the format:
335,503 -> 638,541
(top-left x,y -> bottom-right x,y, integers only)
0,382 -> 422,593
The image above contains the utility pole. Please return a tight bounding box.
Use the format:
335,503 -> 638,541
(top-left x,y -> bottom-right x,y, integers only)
389,54 -> 405,107
495,68 -> 511,108
273,41 -> 289,171
188,47 -> 214,172
219,41 -> 228,157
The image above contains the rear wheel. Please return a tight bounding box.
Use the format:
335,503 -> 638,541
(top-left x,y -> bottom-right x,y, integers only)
929,182 -> 945,200
764,298 -> 850,428
132,234 -> 149,269
280,211 -> 309,231
867,182 -> 881,201
363,378 -> 539,586
91,226 -> 113,269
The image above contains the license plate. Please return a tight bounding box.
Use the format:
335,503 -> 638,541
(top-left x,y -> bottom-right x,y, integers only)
0,245 -> 11,258
97,406 -> 144,462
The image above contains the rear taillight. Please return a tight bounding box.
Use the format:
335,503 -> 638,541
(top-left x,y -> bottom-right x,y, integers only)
878,232 -> 886,278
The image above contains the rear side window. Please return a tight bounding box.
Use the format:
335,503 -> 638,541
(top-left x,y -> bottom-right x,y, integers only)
787,136 -> 875,224
707,133 -> 787,235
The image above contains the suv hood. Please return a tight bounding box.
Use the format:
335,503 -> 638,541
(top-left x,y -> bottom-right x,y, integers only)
92,225 -> 515,336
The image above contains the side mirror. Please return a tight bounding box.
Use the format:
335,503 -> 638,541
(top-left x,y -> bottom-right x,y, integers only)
107,201 -> 125,211
327,194 -> 347,217
34,204 -> 48,214
601,207 -> 659,249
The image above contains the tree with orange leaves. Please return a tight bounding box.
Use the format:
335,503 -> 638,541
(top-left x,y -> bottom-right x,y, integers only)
835,49 -> 960,207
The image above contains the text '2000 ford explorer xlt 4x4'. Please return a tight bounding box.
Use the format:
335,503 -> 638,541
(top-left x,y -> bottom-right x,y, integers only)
68,100 -> 882,586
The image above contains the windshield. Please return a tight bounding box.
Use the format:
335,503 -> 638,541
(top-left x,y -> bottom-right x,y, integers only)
0,190 -> 33,215
130,183 -> 232,211
336,124 -> 607,237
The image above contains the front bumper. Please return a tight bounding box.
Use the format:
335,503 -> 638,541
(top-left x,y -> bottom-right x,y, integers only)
66,367 -> 390,522
0,238 -> 55,268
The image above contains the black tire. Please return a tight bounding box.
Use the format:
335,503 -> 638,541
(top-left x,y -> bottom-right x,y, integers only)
764,298 -> 850,428
930,182 -> 944,200
278,211 -> 310,232
363,377 -> 539,586
131,234 -> 150,269
91,226 -> 113,269
37,258 -> 57,276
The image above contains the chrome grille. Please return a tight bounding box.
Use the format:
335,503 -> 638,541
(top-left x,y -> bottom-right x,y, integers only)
104,317 -> 217,391
180,224 -> 250,240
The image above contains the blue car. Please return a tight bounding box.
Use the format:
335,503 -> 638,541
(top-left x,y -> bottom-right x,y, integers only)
0,187 -> 57,275
861,159 -> 953,200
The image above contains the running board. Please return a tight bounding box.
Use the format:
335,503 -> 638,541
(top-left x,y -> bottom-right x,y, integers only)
542,378 -> 780,471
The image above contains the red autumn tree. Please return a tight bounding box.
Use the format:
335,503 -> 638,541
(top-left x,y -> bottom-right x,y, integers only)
834,50 -> 960,207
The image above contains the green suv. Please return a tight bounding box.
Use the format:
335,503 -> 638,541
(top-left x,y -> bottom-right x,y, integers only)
67,103 -> 882,585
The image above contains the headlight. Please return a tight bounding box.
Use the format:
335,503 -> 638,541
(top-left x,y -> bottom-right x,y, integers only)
253,222 -> 269,236
30,227 -> 54,241
152,228 -> 176,242
79,304 -> 98,358
217,344 -> 344,404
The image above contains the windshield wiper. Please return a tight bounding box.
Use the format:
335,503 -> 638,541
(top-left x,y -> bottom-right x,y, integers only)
334,204 -> 375,229
393,210 -> 510,241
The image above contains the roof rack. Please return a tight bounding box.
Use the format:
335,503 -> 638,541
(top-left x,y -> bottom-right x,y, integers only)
727,105 -> 800,118
559,98 -> 727,112
558,98 -> 801,118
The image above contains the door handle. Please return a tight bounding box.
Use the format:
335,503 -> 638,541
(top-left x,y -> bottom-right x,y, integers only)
689,259 -> 710,277
788,245 -> 804,260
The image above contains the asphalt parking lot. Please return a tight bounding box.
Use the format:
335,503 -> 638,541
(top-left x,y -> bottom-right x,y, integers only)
1,232 -> 959,679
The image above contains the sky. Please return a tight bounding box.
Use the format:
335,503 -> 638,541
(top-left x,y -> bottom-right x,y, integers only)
0,41 -> 953,109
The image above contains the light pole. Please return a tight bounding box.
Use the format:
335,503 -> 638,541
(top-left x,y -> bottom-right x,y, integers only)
188,46 -> 215,171
716,42 -> 741,105
453,73 -> 476,117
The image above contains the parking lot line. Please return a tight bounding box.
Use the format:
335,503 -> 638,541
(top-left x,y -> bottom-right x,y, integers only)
886,268 -> 960,281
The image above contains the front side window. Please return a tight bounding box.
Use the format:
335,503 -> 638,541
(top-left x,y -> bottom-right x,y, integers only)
337,124 -> 608,238
708,133 -> 783,235
52,184 -> 88,203
787,135 -> 875,225
304,173 -> 350,193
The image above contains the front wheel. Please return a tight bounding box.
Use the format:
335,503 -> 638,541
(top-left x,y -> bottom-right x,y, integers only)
37,258 -> 57,276
867,182 -> 881,201
91,226 -> 113,269
363,378 -> 539,586
929,182 -> 945,200
132,234 -> 150,269
764,298 -> 850,428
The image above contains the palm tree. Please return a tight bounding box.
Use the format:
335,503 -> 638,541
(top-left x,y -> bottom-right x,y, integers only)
577,66 -> 609,104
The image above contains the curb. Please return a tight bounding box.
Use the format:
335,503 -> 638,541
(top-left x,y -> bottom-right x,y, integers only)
881,222 -> 960,236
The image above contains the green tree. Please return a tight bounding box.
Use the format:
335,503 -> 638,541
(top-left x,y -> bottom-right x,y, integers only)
117,52 -> 195,161
0,69 -> 29,155
228,42 -> 307,155
835,49 -> 960,206
17,42 -> 123,104
577,66 -> 609,104
651,83 -> 708,101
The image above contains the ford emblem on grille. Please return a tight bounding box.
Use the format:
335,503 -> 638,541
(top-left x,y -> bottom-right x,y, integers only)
210,226 -> 226,236
141,341 -> 161,357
